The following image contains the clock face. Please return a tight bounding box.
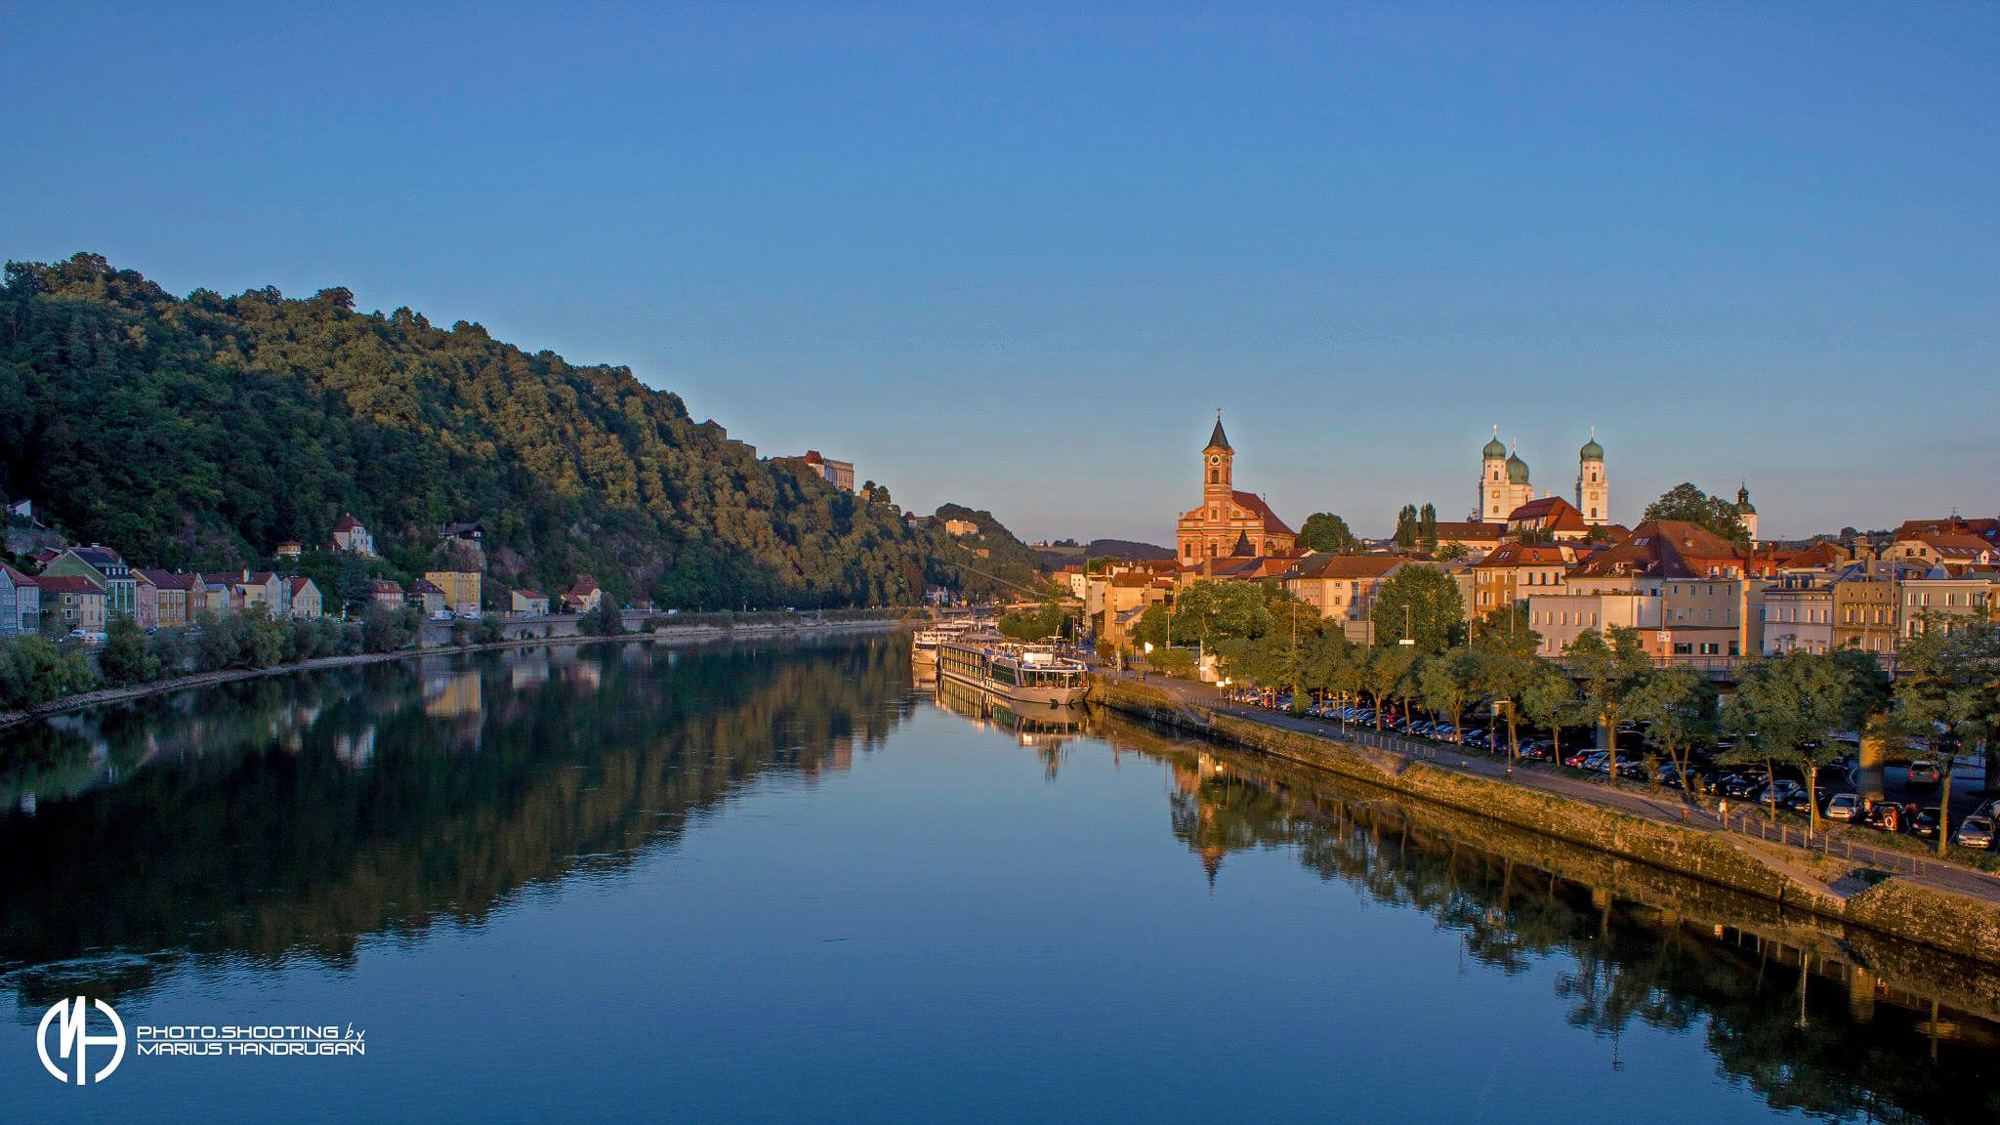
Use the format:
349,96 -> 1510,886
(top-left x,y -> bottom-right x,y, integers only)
1209,455 -> 1220,465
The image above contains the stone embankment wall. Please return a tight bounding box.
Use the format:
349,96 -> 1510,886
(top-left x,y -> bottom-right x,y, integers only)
1092,676 -> 2000,966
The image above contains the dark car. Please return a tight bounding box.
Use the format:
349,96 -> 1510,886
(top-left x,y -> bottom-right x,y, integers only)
1906,760 -> 1942,787
1911,807 -> 1943,839
1866,801 -> 1915,833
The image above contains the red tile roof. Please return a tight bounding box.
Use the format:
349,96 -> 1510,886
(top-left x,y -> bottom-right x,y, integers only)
1228,490 -> 1294,536
35,574 -> 105,595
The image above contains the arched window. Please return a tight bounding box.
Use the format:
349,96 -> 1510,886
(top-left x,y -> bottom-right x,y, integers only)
1210,469 -> 1218,484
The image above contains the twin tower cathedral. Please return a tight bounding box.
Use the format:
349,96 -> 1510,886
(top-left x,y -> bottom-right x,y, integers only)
1476,427 -> 1609,526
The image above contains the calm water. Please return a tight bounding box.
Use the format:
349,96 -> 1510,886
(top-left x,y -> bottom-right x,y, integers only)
3,635 -> 1997,1123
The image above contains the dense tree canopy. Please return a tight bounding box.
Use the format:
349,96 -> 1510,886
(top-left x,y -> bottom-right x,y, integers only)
1642,483 -> 1750,547
1296,512 -> 1357,553
0,254 -> 1007,608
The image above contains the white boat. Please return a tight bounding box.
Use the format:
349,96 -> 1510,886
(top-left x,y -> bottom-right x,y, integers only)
911,619 -> 977,667
937,636 -> 1088,707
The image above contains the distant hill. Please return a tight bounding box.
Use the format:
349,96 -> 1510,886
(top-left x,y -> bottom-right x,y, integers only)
0,253 -> 972,608
1084,538 -> 1173,561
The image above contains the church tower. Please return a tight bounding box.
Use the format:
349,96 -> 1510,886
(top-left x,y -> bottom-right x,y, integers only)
1477,427 -> 1508,520
1576,428 -> 1608,526
1204,411 -> 1233,501
1736,484 -> 1759,546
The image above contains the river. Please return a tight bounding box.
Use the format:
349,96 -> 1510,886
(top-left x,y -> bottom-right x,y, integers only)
2,634 -> 1996,1123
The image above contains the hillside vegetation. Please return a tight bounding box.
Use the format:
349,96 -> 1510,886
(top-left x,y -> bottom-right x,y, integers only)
0,254 -> 1028,607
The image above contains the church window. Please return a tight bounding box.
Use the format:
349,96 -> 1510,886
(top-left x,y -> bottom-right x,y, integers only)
1210,469 -> 1218,484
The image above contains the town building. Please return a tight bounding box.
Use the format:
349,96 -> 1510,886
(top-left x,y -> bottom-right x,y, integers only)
1527,574 -> 1665,662
1175,414 -> 1296,564
1427,521 -> 1509,559
275,540 -> 303,559
0,564 -> 39,636
135,568 -> 193,629
1281,554 -> 1404,644
943,519 -> 980,538
289,576 -> 323,619
1476,430 -> 1534,522
511,588 -> 550,616
1504,496 -> 1592,541
565,578 -> 602,614
799,450 -> 856,492
1830,560 -> 1921,657
424,571 -> 482,617
1735,486 -> 1760,546
330,514 -> 376,556
1760,574 -> 1833,655
1083,570 -> 1173,653
41,545 -> 136,621
406,578 -> 448,616
372,579 -> 407,608
36,574 -> 107,639
1468,542 -> 1570,621
1901,572 -> 1997,639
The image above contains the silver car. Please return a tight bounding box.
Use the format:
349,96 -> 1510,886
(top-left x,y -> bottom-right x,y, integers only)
1824,792 -> 1863,822
1954,816 -> 1995,850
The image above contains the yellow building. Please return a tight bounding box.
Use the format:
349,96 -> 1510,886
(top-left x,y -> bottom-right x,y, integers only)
425,571 -> 482,617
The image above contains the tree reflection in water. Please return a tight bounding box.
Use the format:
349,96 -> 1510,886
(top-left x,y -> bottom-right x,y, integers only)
0,638 -> 916,1007
1119,719 -> 2000,1125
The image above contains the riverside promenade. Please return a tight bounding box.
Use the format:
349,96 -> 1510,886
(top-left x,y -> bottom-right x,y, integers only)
1092,665 -> 2000,912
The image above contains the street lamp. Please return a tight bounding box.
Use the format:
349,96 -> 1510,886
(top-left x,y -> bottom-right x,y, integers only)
1399,603 -> 1415,646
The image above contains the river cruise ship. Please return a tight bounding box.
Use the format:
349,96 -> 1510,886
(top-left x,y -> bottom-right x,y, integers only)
911,619 -> 982,669
936,636 -> 1089,707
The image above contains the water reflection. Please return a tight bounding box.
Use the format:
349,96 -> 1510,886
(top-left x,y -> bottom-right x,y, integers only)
0,638 -> 915,1007
1092,715 -> 2000,1125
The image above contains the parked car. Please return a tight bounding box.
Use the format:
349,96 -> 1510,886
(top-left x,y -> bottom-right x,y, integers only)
1954,816 -> 1995,850
1518,740 -> 1554,763
1866,801 -> 1915,834
1906,760 -> 1942,787
1823,793 -> 1863,822
1911,808 -> 1943,839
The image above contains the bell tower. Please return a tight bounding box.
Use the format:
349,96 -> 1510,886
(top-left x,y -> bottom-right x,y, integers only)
1204,409 -> 1233,501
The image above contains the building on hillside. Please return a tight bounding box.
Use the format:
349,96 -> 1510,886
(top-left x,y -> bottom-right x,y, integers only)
372,579 -> 406,608
240,572 -> 289,616
425,571 -> 481,617
289,576 -> 323,619
1281,554 -> 1404,644
439,522 -> 484,545
41,545 -> 136,621
406,578 -> 447,616
331,514 -> 377,556
1468,542 -> 1570,622
1175,414 -> 1296,564
36,574 -> 107,640
1427,521 -> 1509,560
136,568 -> 191,629
0,564 -> 39,636
1761,575 -> 1833,655
511,588 -> 550,616
275,540 -> 303,559
198,572 -> 240,613
1057,566 -> 1088,600
565,578 -> 602,614
942,519 -> 980,537
1505,496 -> 1591,541
799,451 -> 856,492
1575,430 -> 1609,526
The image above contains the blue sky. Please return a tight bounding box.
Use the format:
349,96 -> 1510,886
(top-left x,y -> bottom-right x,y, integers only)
3,4 -> 1994,543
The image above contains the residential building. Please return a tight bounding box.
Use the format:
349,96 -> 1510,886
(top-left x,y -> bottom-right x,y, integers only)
1427,521 -> 1509,560
439,522 -> 484,545
199,572 -> 241,613
36,574 -> 107,639
425,571 -> 482,617
1504,496 -> 1591,541
564,578 -> 602,614
331,513 -> 377,556
42,545 -> 136,621
136,568 -> 194,629
1175,414 -> 1297,563
1901,572 -> 1998,639
1662,576 -> 1762,661
1527,574 -> 1666,662
275,540 -> 303,559
1831,560 -> 1921,657
1885,527 -> 1993,574
511,588 -> 550,616
1469,541 -> 1570,621
799,450 -> 856,492
406,578 -> 447,616
1083,571 -> 1174,652
0,564 -> 39,636
1761,575 -> 1833,655
1282,554 -> 1404,644
237,572 -> 289,617
372,579 -> 407,608
289,576 -> 323,619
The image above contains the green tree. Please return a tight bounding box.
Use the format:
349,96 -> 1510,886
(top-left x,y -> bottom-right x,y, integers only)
0,634 -> 97,708
1625,666 -> 1719,801
1727,651 -> 1887,838
1890,617 -> 1999,853
998,601 -> 1066,641
1419,646 -> 1482,745
1563,626 -> 1653,784
1359,645 -> 1417,729
1417,502 -> 1438,554
1368,564 -> 1465,653
1642,483 -> 1750,547
1522,663 -> 1590,765
1297,512 -> 1357,553
1392,504 -> 1419,549
99,612 -> 159,686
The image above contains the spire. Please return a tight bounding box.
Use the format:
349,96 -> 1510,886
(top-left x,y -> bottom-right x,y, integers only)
1482,425 -> 1507,460
1205,409 -> 1231,452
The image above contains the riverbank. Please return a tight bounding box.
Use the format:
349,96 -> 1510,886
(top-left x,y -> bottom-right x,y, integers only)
1091,673 -> 2000,965
0,615 -> 916,732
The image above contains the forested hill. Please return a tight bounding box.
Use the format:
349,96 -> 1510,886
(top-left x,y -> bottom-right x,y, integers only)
0,253 -> 1014,607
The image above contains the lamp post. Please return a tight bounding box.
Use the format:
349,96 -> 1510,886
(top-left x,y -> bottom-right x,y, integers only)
1400,603 -> 1415,646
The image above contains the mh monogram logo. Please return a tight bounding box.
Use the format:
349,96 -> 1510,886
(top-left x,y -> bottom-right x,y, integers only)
37,997 -> 126,1085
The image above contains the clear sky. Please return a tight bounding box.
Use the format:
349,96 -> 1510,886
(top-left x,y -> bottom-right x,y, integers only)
4,4 -> 1994,544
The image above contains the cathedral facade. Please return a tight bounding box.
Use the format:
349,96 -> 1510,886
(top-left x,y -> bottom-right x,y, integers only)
1176,415 -> 1296,563
1475,427 -> 1610,527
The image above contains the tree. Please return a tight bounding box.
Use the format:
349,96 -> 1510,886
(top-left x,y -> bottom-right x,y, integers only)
1297,512 -> 1357,553
0,634 -> 95,708
1728,651 -> 1887,839
579,599 -> 624,637
99,612 -> 159,686
998,601 -> 1066,641
1891,617 -> 2000,854
1417,503 -> 1438,554
1642,483 -> 1749,547
1472,632 -> 1541,770
1523,663 -> 1590,765
1368,564 -> 1465,653
1625,666 -> 1718,802
1419,646 -> 1482,745
1392,504 -> 1419,549
1360,645 -> 1417,729
1435,541 -> 1469,561
1564,626 -> 1652,784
